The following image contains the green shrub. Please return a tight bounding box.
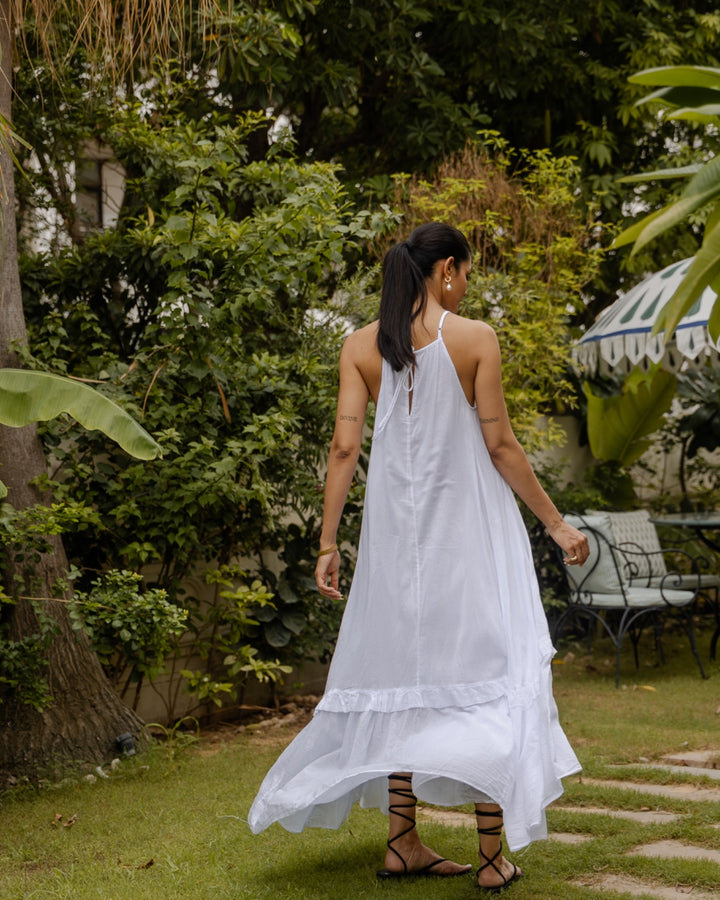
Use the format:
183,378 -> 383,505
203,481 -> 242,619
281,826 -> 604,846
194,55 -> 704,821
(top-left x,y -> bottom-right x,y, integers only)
69,570 -> 187,696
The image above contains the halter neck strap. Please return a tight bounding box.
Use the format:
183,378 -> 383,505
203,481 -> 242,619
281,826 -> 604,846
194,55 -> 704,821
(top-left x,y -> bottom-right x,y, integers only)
438,310 -> 450,337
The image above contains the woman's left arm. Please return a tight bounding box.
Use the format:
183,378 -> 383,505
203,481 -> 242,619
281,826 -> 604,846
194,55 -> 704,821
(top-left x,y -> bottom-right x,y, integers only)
315,335 -> 370,598
474,324 -> 589,566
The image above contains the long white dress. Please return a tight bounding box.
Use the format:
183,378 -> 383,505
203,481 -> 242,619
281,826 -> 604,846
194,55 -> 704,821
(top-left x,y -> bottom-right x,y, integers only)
248,312 -> 580,851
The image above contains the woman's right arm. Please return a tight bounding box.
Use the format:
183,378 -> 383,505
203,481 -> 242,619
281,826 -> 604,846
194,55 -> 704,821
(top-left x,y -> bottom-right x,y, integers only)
315,336 -> 370,598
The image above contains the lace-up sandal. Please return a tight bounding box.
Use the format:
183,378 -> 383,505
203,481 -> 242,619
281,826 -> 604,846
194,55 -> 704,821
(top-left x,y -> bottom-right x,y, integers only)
376,775 -> 468,879
475,808 -> 523,893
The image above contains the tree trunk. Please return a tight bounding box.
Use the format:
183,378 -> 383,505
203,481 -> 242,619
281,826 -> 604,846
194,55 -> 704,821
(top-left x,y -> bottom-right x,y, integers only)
0,0 -> 143,780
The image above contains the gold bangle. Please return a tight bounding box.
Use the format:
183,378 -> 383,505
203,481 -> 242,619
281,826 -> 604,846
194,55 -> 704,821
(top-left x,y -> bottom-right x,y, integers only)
318,544 -> 337,557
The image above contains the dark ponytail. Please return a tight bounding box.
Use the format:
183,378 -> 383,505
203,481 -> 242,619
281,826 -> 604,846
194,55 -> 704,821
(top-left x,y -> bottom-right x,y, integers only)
377,222 -> 472,371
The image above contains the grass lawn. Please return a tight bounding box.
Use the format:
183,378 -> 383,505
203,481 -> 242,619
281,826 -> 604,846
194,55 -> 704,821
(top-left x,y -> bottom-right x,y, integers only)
2,621 -> 720,899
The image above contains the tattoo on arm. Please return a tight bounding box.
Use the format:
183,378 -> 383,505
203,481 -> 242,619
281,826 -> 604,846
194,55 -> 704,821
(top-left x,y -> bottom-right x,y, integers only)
480,416 -> 500,424
339,414 -> 358,422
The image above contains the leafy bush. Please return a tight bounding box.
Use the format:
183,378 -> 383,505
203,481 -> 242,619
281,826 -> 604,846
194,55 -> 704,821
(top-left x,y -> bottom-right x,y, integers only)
178,564 -> 292,712
68,570 -> 187,697
0,591 -> 55,711
19,90 -> 390,716
0,502 -> 99,709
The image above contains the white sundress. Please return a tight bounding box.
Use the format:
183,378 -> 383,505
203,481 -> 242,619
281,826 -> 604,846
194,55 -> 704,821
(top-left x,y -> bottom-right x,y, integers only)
248,311 -> 580,851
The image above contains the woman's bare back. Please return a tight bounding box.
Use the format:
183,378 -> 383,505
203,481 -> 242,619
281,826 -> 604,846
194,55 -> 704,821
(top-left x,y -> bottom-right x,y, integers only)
349,310 -> 495,408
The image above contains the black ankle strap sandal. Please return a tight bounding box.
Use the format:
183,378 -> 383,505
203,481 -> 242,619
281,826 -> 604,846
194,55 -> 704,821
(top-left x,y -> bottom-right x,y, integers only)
475,808 -> 523,893
376,775 -> 466,879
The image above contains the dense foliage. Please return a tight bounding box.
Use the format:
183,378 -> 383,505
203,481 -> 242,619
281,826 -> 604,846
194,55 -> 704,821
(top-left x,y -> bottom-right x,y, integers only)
0,502 -> 97,710
19,96 -> 389,707
17,2 -> 720,307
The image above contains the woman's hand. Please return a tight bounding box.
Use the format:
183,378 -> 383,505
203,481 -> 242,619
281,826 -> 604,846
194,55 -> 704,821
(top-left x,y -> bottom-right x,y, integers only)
315,549 -> 342,599
549,521 -> 590,567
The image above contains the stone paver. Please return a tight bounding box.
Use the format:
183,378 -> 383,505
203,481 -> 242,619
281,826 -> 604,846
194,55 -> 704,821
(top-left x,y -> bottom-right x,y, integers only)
582,777 -> 720,803
549,832 -> 593,844
569,767 -> 720,899
661,750 -> 720,771
574,874 -> 718,899
628,839 -> 720,865
646,763 -> 720,781
554,804 -> 681,824
416,808 -> 473,829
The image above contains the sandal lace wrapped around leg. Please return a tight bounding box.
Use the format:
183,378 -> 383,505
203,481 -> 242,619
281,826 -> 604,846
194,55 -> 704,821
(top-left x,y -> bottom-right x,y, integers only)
376,775 -> 471,879
475,808 -> 523,893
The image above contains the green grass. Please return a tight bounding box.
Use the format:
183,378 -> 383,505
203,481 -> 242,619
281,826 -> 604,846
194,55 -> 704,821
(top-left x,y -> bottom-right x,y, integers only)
2,622 -> 720,899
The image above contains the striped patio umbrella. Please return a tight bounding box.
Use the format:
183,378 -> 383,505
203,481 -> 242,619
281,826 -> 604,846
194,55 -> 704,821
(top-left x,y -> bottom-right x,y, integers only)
574,258 -> 720,376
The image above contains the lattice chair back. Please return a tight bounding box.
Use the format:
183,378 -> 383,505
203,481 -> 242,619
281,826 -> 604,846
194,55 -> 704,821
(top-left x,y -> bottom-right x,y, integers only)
589,509 -> 667,584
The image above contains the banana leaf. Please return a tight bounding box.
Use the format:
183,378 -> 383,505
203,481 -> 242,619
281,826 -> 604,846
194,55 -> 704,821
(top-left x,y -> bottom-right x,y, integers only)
584,367 -> 676,467
651,220 -> 720,340
0,369 -> 161,461
618,164 -> 701,184
630,155 -> 720,254
628,65 -> 720,90
635,85 -> 720,109
667,106 -> 720,124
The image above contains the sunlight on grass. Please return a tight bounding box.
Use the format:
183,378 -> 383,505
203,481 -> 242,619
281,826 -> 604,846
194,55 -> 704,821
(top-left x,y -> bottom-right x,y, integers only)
1,621 -> 720,898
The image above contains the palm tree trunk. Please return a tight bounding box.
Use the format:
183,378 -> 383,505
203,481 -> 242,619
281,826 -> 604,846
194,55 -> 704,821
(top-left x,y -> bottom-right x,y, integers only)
0,0 -> 143,780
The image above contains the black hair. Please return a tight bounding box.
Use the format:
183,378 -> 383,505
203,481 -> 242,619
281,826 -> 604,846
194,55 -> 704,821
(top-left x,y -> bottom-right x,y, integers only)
377,222 -> 472,371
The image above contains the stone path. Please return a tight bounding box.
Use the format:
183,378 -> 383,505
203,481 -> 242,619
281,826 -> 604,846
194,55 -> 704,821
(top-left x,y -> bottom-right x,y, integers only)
418,750 -> 720,899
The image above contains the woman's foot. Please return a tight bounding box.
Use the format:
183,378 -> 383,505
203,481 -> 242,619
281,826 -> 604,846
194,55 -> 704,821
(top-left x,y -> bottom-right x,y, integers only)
476,853 -> 522,891
475,804 -> 523,892
381,832 -> 473,877
377,773 -> 472,878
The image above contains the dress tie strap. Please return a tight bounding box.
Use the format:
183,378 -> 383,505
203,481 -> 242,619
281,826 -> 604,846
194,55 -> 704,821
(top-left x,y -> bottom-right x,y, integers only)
374,363 -> 413,437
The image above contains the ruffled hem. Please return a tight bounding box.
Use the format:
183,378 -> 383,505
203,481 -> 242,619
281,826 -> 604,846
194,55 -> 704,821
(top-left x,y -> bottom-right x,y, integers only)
247,684 -> 580,851
317,679 -> 507,713
318,638 -> 556,715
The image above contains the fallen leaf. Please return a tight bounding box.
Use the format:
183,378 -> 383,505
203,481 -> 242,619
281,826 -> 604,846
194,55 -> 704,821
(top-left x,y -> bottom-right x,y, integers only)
51,813 -> 62,825
63,814 -> 78,828
639,685 -> 657,691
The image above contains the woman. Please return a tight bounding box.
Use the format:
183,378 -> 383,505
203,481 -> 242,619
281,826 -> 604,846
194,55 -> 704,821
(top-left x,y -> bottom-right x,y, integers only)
248,222 -> 589,892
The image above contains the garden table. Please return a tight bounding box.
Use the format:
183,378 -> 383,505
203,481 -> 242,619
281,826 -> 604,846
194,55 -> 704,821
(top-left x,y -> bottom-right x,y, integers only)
650,512 -> 720,659
650,511 -> 720,554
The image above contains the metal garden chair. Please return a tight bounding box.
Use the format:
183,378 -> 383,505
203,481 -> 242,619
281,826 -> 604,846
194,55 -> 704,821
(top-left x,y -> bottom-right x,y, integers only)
553,513 -> 706,687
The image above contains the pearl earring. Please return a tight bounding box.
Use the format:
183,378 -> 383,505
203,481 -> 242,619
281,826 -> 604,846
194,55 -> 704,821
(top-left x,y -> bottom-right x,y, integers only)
444,274 -> 452,291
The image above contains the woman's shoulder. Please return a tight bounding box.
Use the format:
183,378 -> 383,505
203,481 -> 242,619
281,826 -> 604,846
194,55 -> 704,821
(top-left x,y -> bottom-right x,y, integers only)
340,321 -> 382,396
445,313 -> 498,348
342,321 -> 380,357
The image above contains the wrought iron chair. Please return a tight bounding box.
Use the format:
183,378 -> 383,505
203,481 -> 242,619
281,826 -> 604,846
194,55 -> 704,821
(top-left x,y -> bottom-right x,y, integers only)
553,513 -> 706,687
596,509 -> 720,659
